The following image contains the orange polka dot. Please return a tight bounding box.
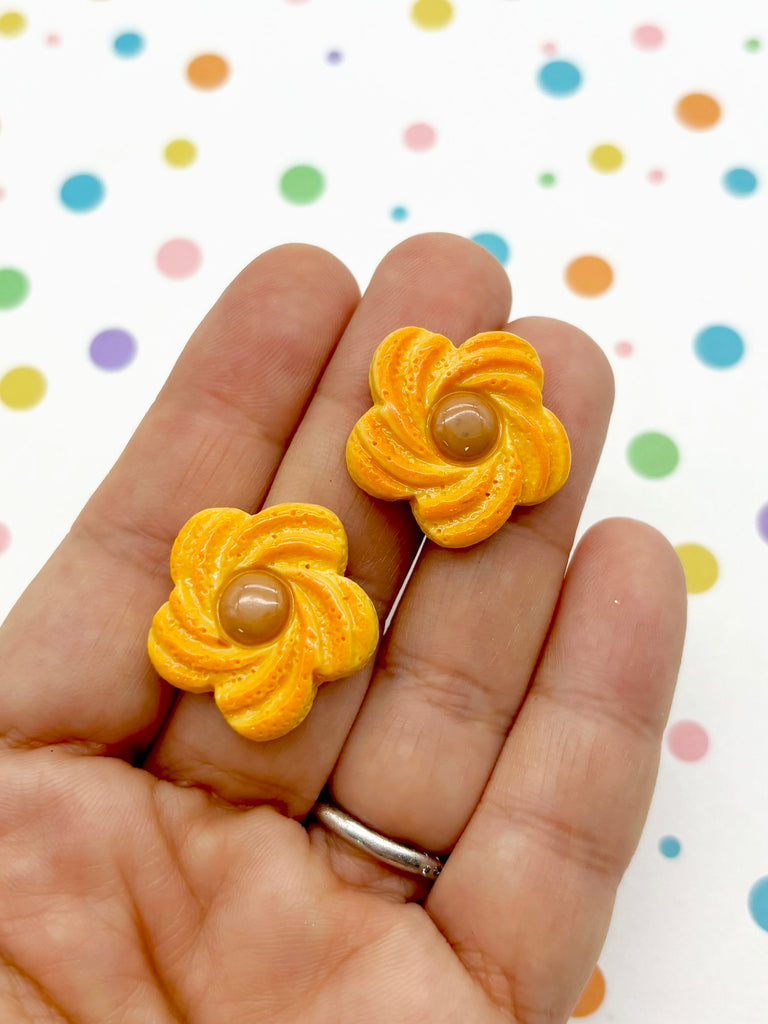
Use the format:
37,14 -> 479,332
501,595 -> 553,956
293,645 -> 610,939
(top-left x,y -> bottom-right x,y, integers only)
186,53 -> 230,90
565,255 -> 613,297
572,965 -> 606,1017
675,92 -> 721,129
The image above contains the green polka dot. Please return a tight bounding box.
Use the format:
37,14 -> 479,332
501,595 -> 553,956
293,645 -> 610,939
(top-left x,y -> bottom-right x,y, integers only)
745,38 -> 761,52
0,267 -> 29,309
279,165 -> 325,204
539,172 -> 557,187
0,366 -> 47,410
627,431 -> 679,478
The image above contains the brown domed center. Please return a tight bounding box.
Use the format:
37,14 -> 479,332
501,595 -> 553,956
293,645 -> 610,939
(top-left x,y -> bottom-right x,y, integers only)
217,570 -> 292,646
428,392 -> 499,462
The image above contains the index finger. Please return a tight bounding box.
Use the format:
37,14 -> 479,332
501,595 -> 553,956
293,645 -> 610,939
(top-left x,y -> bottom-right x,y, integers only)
0,245 -> 360,758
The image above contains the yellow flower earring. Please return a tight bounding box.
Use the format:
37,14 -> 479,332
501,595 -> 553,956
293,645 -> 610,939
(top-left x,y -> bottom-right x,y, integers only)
345,326 -> 570,547
148,504 -> 378,741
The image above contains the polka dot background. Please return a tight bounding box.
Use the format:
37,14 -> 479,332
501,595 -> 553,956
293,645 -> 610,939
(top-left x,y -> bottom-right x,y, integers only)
1,3 -> 767,1019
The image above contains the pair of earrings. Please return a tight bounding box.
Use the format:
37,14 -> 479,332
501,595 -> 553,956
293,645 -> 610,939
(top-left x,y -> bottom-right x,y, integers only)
147,326 -> 570,741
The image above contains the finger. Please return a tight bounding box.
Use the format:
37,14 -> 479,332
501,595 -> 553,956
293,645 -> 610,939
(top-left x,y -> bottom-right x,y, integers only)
0,245 -> 359,758
145,233 -> 513,810
326,317 -> 613,867
427,518 -> 687,1022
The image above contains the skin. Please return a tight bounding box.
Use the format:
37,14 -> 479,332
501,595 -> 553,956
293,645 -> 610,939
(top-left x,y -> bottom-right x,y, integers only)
0,234 -> 686,1023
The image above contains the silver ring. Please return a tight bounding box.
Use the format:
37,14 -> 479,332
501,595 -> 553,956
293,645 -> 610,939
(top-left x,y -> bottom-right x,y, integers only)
312,800 -> 444,880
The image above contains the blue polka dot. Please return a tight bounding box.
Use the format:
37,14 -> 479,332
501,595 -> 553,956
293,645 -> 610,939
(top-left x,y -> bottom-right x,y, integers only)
723,167 -> 758,196
659,835 -> 681,858
538,60 -> 582,96
748,875 -> 768,932
471,232 -> 511,265
114,32 -> 145,58
60,174 -> 105,213
694,324 -> 744,368
391,206 -> 409,222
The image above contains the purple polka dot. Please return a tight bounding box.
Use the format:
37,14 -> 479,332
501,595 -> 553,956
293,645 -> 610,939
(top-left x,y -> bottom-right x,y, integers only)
326,49 -> 343,64
89,328 -> 136,370
757,503 -> 768,543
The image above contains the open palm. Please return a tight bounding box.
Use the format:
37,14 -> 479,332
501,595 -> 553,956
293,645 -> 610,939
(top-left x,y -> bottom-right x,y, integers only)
0,235 -> 686,1023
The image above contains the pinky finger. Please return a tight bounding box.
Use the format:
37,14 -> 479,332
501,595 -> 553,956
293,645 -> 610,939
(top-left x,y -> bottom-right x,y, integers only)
427,518 -> 687,1024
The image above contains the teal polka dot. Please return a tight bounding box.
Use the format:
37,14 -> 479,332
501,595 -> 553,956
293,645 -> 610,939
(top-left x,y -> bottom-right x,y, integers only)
659,836 -> 681,858
538,60 -> 582,96
694,325 -> 744,368
748,875 -> 768,932
60,173 -> 105,212
723,167 -> 758,196
114,32 -> 144,57
471,232 -> 510,265
391,206 -> 409,222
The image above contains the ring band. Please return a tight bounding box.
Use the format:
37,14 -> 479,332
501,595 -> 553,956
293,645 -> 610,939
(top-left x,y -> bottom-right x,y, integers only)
312,800 -> 444,880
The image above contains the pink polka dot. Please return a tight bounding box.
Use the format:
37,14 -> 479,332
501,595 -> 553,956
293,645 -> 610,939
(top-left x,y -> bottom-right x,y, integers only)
404,123 -> 436,152
632,24 -> 664,50
648,168 -> 665,184
541,42 -> 557,56
0,187 -> 6,201
0,523 -> 10,555
614,340 -> 634,357
45,33 -> 61,46
667,720 -> 710,762
156,238 -> 202,279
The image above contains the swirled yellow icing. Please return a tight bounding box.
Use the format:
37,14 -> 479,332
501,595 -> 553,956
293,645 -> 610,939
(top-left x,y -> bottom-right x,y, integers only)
148,504 -> 379,741
346,327 -> 570,547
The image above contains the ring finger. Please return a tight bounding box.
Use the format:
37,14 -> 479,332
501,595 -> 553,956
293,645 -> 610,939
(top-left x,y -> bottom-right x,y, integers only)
322,316 -> 614,884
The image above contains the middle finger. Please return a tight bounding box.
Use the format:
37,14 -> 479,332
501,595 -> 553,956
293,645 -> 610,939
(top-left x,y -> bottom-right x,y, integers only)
145,233 -> 512,812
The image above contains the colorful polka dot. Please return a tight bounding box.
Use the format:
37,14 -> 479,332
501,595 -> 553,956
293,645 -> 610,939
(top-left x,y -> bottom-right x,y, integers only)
0,366 -> 47,410
403,123 -> 436,151
675,92 -> 721,130
744,38 -> 761,53
186,53 -> 230,90
471,232 -> 510,265
632,24 -> 664,50
538,60 -> 582,97
164,139 -> 197,168
667,720 -> 710,761
410,0 -> 453,30
60,173 -> 105,212
156,238 -> 202,279
0,522 -> 9,555
589,143 -> 623,173
659,836 -> 682,858
572,965 -> 606,1017
89,328 -> 136,370
614,340 -> 634,357
326,49 -> 342,64
279,164 -> 324,204
541,42 -> 557,57
675,543 -> 719,593
647,168 -> 666,184
723,167 -> 758,196
113,31 -> 144,57
0,10 -> 26,36
756,503 -> 768,544
391,206 -> 409,221
748,876 -> 768,932
694,324 -> 744,368
538,172 -> 557,187
564,255 -> 613,296
627,431 -> 679,478
0,267 -> 29,309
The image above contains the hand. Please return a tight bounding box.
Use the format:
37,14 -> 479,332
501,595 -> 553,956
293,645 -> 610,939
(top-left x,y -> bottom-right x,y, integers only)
0,235 -> 686,1023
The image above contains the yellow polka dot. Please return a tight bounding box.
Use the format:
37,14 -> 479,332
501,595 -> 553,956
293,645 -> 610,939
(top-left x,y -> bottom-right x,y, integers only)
0,366 -> 47,410
589,143 -> 623,173
164,139 -> 197,168
675,543 -> 719,593
0,10 -> 27,36
411,0 -> 454,30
